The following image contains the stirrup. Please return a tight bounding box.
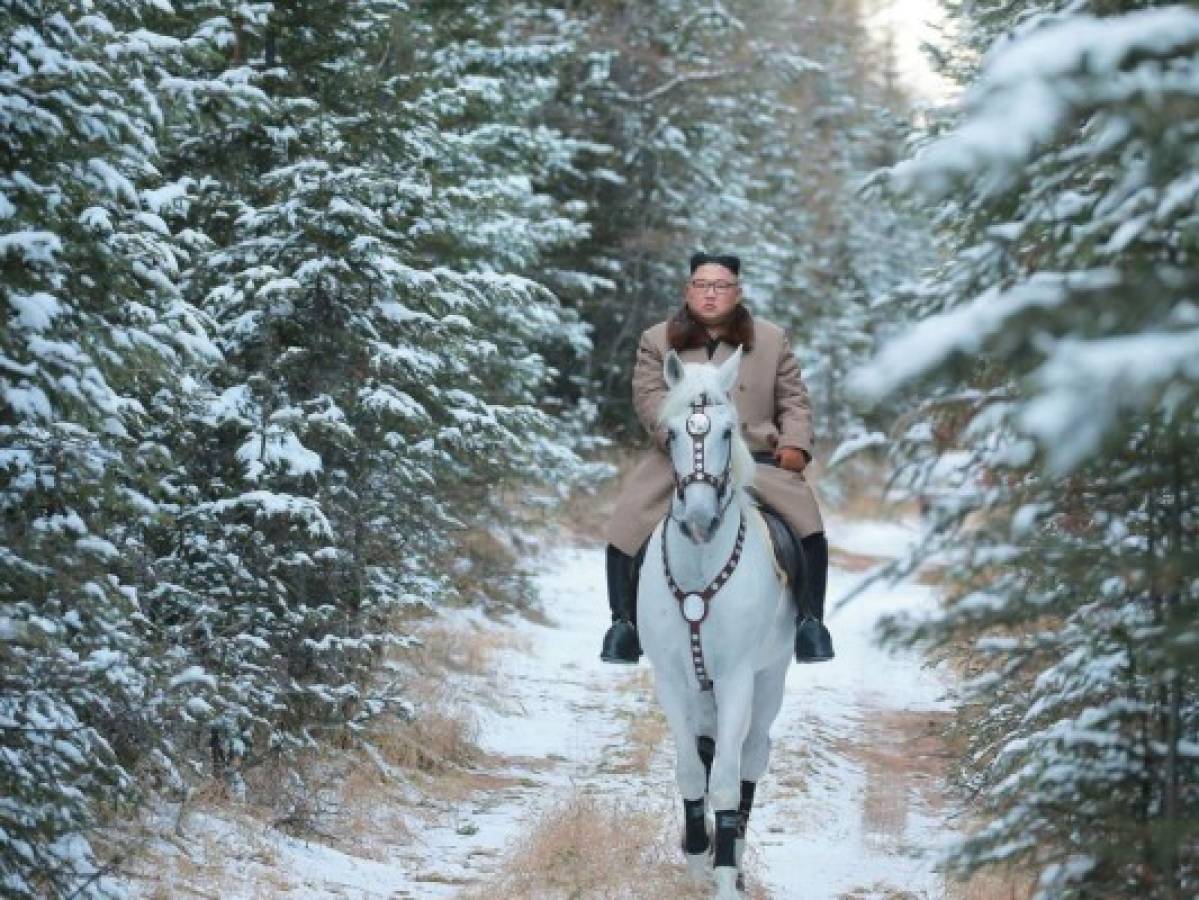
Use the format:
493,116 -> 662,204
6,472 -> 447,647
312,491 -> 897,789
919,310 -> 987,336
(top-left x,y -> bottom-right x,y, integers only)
601,619 -> 642,664
795,615 -> 834,663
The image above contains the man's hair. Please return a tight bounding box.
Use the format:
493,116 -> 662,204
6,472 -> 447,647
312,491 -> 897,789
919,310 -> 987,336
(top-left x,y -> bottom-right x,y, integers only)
689,251 -> 740,276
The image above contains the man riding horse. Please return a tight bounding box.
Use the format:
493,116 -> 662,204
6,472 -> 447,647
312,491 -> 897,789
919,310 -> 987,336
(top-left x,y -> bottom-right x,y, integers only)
600,251 -> 834,665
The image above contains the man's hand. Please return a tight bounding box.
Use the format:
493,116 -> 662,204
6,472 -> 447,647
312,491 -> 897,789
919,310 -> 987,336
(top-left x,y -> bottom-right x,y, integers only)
775,446 -> 809,473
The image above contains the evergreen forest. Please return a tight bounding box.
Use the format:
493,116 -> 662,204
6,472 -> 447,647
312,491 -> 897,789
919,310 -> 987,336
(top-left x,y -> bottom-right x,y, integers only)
1,1 -> 1196,897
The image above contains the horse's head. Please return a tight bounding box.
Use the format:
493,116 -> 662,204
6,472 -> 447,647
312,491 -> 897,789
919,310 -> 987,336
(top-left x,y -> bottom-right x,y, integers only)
660,347 -> 754,544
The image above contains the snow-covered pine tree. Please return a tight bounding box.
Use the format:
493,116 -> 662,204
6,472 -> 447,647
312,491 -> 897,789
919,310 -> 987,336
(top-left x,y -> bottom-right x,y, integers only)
148,0 -> 598,773
0,3 -> 220,896
552,0 -> 927,445
857,3 -> 1199,895
547,0 -> 747,430
700,0 -> 932,451
5,1 -> 601,891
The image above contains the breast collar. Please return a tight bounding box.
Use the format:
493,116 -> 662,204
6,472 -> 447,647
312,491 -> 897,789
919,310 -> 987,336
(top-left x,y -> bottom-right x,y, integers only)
662,509 -> 746,692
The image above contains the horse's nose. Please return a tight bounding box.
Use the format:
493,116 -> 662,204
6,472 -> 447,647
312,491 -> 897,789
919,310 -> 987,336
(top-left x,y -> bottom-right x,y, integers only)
687,517 -> 719,544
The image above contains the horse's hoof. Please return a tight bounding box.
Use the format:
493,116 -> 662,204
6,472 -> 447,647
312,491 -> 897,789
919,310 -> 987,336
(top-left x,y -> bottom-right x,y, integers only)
684,850 -> 709,883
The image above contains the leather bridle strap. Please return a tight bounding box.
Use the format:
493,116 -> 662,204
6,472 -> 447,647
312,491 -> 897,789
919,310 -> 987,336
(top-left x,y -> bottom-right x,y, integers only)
673,393 -> 732,502
662,511 -> 747,692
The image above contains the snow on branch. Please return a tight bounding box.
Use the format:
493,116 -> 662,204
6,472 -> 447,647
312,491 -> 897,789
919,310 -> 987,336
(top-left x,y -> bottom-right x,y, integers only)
851,269 -> 1120,401
891,8 -> 1199,198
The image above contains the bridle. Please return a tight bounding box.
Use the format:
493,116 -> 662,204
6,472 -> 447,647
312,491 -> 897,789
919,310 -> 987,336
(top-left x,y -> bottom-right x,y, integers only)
669,392 -> 735,525
663,390 -> 744,692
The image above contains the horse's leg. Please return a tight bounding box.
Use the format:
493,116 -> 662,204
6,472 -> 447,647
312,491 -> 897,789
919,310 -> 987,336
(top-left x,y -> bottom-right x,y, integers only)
697,692 -> 717,796
697,733 -> 715,791
653,670 -> 709,880
710,671 -> 755,899
733,781 -> 756,892
733,664 -> 789,890
696,692 -> 718,868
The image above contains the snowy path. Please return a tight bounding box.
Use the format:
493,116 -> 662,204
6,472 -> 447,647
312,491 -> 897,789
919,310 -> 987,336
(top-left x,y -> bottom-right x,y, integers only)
128,519 -> 957,899
409,517 -> 958,898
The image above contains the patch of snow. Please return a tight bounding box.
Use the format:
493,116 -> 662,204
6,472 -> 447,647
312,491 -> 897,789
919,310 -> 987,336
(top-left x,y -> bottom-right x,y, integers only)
169,666 -> 217,690
825,517 -> 922,561
7,291 -> 62,332
122,519 -> 959,898
236,429 -> 322,482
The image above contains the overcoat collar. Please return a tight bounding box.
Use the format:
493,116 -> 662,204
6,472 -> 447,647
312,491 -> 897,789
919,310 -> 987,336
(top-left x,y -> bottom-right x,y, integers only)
679,340 -> 738,366
667,303 -> 755,355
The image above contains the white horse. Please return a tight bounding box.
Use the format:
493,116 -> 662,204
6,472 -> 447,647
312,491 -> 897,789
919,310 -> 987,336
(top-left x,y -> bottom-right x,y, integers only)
637,347 -> 795,899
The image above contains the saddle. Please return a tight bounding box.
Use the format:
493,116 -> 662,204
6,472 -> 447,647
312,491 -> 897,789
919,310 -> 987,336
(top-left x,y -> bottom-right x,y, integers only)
746,488 -> 811,618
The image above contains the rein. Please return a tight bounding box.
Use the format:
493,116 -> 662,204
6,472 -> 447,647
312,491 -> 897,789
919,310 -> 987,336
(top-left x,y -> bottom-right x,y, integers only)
662,390 -> 745,692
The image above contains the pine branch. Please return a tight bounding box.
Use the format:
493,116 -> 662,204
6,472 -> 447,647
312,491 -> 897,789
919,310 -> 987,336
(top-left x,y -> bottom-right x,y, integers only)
611,60 -> 762,105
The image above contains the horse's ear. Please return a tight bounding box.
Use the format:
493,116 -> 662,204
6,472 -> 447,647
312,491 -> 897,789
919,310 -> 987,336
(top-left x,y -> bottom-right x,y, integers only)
664,350 -> 685,388
716,346 -> 742,396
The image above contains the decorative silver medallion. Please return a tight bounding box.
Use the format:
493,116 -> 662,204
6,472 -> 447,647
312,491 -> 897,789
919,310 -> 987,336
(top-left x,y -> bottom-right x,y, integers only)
685,412 -> 710,436
682,593 -> 706,623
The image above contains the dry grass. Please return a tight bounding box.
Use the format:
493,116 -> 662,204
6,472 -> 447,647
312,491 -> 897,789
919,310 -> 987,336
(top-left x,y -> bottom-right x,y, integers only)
355,615 -> 535,805
137,829 -> 230,900
458,792 -> 770,900
817,454 -> 945,584
444,522 -> 553,621
543,446 -> 636,545
828,707 -> 1033,900
455,523 -> 518,567
839,887 -> 926,900
946,870 -> 1036,900
332,758 -> 413,857
370,706 -> 482,776
109,599 -> 531,896
410,621 -> 528,685
479,445 -> 633,552
622,705 -> 669,775
111,789 -> 296,900
831,709 -> 955,848
595,668 -> 669,776
814,454 -> 921,522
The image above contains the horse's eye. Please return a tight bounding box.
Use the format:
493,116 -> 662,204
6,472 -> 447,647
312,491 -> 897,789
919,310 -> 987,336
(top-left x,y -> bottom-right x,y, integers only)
724,428 -> 733,440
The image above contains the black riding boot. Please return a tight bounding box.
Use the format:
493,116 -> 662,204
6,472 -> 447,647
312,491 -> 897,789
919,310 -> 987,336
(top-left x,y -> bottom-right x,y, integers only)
600,544 -> 642,664
752,497 -> 834,664
795,532 -> 834,663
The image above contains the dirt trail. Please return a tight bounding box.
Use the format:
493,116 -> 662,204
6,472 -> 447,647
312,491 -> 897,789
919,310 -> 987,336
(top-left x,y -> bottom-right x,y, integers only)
119,518 -> 958,899
432,518 -> 958,899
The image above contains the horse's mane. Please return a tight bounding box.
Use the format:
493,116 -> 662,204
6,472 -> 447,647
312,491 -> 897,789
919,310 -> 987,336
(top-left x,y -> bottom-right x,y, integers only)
658,364 -> 755,495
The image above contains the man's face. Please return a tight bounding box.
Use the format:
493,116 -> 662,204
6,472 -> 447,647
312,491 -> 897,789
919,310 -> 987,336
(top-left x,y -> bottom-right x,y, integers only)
684,263 -> 741,325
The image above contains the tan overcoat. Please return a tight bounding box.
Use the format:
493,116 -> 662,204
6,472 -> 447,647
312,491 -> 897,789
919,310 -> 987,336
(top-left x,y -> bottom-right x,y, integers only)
606,311 -> 824,555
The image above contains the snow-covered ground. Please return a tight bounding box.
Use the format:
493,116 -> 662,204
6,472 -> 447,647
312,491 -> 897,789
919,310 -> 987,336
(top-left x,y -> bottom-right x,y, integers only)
122,518 -> 958,898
